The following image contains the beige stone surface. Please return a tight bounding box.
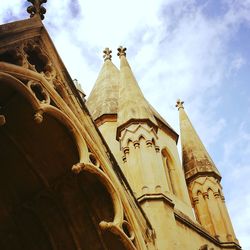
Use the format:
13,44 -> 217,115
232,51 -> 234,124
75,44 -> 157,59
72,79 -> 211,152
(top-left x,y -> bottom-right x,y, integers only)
86,56 -> 119,120
0,6 -> 241,249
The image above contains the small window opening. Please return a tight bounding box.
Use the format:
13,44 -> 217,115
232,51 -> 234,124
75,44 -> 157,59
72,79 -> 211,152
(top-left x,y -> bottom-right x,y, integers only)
25,46 -> 47,73
0,50 -> 22,66
30,84 -> 47,102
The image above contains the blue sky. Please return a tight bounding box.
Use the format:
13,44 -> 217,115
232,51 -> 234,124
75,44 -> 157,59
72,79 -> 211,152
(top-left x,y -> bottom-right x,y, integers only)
1,0 -> 250,248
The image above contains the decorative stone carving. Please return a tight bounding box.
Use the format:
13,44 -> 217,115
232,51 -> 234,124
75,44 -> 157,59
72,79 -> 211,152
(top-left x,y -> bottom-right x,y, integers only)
117,46 -> 127,57
23,40 -> 56,80
27,80 -> 50,104
103,48 -> 112,61
193,196 -> 199,205
175,98 -> 184,110
72,163 -> 85,174
34,109 -> 44,124
27,0 -> 47,20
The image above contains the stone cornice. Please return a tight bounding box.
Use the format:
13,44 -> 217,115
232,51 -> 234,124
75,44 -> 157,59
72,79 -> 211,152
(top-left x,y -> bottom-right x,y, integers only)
137,193 -> 175,208
174,210 -> 241,249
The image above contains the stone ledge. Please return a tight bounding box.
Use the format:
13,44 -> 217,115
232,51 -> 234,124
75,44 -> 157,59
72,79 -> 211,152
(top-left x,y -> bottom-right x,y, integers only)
174,210 -> 241,249
137,193 -> 175,208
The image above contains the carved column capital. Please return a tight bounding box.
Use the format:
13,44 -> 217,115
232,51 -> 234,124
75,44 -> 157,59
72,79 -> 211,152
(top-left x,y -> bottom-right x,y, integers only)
155,145 -> 160,152
122,155 -> 127,163
193,196 -> 199,205
123,146 -> 129,155
146,140 -> 153,147
133,140 -> 140,148
213,191 -> 220,199
202,192 -> 209,199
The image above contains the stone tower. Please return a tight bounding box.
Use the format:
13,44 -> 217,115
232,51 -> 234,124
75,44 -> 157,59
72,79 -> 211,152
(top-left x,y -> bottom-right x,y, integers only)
0,1 -> 241,249
176,99 -> 238,244
87,48 -> 241,249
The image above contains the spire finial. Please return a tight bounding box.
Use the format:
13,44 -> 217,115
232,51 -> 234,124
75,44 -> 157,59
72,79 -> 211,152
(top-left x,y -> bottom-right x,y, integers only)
117,46 -> 127,58
176,99 -> 184,110
103,48 -> 112,61
27,0 -> 47,20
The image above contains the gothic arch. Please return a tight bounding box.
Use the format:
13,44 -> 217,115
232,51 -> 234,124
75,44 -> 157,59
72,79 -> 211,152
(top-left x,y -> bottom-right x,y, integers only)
196,189 -> 203,197
161,147 -> 176,194
0,68 -> 138,249
0,72 -> 88,163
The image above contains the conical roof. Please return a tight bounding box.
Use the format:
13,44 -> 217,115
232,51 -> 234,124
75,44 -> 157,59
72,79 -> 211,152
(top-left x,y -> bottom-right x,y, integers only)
176,99 -> 221,182
86,48 -> 119,121
87,47 -> 178,141
116,47 -> 157,137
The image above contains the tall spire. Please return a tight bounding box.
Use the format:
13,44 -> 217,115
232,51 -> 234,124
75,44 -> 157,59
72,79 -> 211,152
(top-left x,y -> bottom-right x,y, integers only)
176,99 -> 221,182
116,46 -> 157,138
27,0 -> 47,20
86,48 -> 119,122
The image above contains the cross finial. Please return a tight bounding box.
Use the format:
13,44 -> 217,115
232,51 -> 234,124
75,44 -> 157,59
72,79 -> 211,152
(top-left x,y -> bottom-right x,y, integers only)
117,46 -> 127,58
27,0 -> 47,20
103,48 -> 112,61
176,99 -> 184,110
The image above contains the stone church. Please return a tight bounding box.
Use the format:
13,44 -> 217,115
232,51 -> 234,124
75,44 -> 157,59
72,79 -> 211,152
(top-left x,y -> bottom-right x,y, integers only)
0,1 -> 241,249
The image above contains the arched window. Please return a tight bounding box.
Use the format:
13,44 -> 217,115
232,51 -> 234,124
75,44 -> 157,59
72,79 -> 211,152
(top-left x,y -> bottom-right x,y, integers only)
161,149 -> 175,194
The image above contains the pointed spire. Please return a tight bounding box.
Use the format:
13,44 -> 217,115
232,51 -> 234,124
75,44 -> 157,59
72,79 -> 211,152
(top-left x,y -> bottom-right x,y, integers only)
176,99 -> 221,182
86,48 -> 119,121
116,46 -> 157,138
27,0 -> 47,20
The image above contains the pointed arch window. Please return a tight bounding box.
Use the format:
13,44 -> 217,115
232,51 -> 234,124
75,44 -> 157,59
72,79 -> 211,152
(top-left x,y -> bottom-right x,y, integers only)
161,149 -> 175,194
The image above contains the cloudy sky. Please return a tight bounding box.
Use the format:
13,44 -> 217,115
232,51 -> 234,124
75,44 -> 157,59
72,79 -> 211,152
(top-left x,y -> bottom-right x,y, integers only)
1,0 -> 250,248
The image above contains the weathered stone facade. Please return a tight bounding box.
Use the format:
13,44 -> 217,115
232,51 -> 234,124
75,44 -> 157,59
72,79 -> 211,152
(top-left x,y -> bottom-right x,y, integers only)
0,2 -> 241,249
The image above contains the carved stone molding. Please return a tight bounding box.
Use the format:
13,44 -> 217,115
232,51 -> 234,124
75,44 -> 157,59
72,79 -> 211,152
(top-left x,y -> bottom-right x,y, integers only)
27,0 -> 47,20
28,80 -> 50,104
71,162 -> 137,250
0,39 -> 57,86
34,109 -> 44,124
193,196 -> 199,205
0,70 -> 89,164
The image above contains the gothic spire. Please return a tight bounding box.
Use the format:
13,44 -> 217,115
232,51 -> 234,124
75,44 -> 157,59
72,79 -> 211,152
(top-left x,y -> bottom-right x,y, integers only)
176,99 -> 221,183
116,46 -> 157,138
86,48 -> 119,122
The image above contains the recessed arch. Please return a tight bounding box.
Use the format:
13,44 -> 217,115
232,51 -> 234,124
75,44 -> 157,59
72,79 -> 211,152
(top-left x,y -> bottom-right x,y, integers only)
0,72 -> 40,110
161,147 -> 177,194
0,72 -> 88,163
0,75 -> 136,249
161,147 -> 176,168
196,190 -> 203,197
138,134 -> 146,142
